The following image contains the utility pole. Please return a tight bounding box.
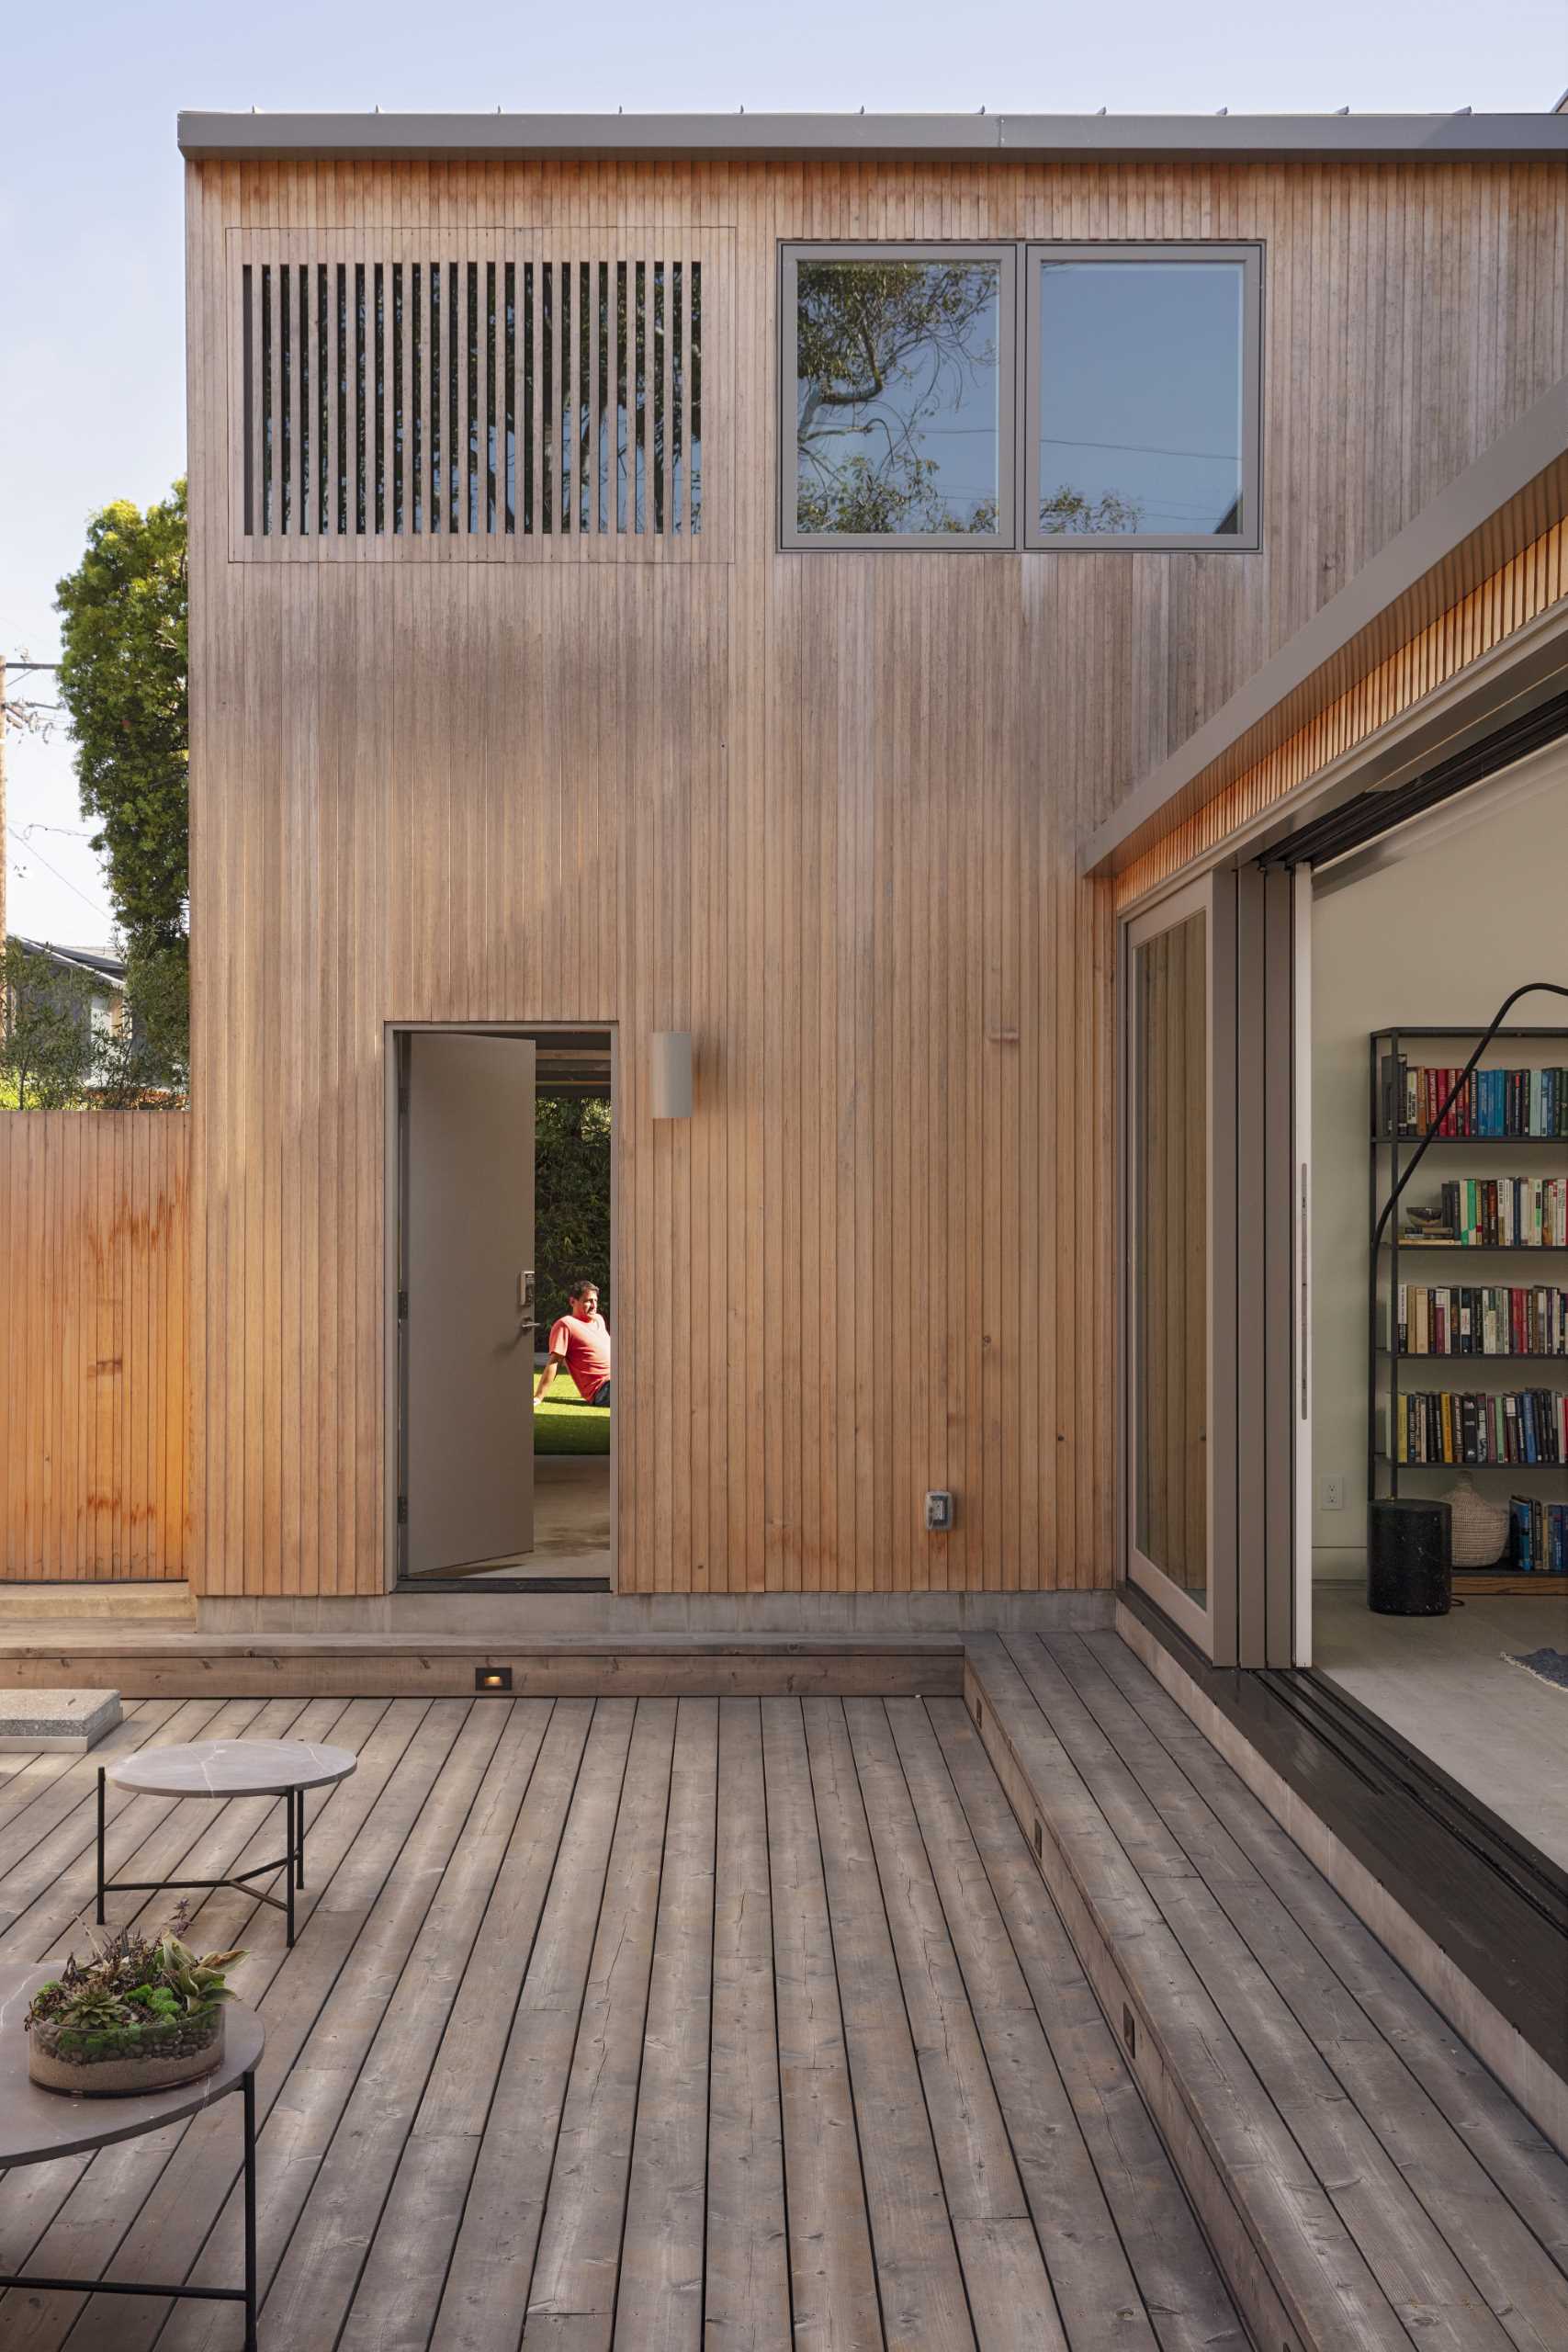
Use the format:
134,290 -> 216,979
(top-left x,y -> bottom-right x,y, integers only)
0,654 -> 8,951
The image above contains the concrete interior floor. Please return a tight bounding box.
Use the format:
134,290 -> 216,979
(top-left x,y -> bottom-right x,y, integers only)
1314,1583 -> 1568,1871
457,1454 -> 613,1583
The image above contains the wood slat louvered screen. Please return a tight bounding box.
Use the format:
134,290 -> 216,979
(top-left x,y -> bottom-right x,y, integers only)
228,230 -> 729,560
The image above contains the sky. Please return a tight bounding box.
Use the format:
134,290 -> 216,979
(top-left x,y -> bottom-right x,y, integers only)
3,0 -> 1565,943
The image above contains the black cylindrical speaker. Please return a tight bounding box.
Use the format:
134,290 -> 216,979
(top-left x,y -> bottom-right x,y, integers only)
1367,1497 -> 1452,1616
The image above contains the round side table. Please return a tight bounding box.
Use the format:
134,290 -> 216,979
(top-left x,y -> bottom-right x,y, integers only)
97,1738 -> 356,1948
0,1962 -> 265,2348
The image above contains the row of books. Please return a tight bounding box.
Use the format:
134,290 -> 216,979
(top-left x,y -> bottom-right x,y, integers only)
1390,1388 -> 1568,1465
1394,1285 -> 1568,1357
1510,1498 -> 1568,1575
1381,1057 -> 1568,1137
1401,1178 -> 1568,1250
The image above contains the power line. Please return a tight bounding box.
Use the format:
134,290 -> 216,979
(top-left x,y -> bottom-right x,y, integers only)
1040,434 -> 1238,463
5,825 -> 111,927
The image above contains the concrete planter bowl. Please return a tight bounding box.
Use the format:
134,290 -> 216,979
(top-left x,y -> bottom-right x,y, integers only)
22,1907 -> 245,2100
27,2002 -> 226,2097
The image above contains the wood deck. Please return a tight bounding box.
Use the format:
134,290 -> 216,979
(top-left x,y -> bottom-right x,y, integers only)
965,1633 -> 1568,2352
0,1687 -> 1244,2351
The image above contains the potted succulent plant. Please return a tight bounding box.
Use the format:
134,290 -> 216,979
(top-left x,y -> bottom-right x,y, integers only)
26,1905 -> 246,2097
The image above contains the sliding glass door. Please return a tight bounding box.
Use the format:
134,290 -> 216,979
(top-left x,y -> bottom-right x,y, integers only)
1124,864 -> 1303,1667
1126,877 -> 1220,1649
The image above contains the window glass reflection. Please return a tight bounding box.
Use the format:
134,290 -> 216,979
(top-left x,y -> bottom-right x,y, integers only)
795,259 -> 1002,537
1037,262 -> 1245,537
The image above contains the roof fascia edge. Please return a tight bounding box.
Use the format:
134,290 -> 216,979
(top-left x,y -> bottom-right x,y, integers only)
175,110 -> 1568,163
1080,376 -> 1568,879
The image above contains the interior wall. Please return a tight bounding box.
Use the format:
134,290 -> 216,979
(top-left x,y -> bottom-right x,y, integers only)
1310,744 -> 1568,1576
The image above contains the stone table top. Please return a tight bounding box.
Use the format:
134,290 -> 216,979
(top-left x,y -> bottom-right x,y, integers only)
0,1962 -> 264,2165
107,1737 -> 358,1798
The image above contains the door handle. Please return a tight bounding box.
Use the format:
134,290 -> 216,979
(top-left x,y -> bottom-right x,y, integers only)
1299,1164 -> 1310,1419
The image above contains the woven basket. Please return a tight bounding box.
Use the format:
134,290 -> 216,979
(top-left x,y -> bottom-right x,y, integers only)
1443,1476 -> 1509,1569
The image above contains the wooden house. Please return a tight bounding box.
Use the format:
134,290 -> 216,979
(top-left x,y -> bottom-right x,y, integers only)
1,109 -> 1566,2348
161,107 -> 1568,1645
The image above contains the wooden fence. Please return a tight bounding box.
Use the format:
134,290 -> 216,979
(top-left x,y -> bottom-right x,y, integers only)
0,1113 -> 190,1580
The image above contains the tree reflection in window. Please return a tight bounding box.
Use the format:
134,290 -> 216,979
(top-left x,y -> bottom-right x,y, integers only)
795,259 -> 1001,537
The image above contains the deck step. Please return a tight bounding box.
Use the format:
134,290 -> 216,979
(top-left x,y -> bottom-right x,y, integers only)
964,1630 -> 1568,2352
0,1581 -> 196,1624
0,1634 -> 964,1700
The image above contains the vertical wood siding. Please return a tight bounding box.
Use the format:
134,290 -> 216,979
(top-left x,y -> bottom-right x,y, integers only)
185,156 -> 1568,1598
0,1114 -> 189,1580
1114,515 -> 1568,909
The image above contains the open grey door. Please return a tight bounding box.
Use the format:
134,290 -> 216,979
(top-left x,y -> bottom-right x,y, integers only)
400,1033 -> 536,1576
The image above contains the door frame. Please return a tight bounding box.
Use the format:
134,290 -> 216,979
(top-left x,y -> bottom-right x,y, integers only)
1120,863 -> 1304,1668
1114,610 -> 1568,1670
383,1020 -> 619,1595
1292,863 -> 1314,1667
1122,872 -> 1231,1657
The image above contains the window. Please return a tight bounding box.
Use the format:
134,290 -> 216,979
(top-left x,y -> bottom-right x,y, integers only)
1026,245 -> 1260,549
781,245 -> 1016,549
780,241 -> 1260,553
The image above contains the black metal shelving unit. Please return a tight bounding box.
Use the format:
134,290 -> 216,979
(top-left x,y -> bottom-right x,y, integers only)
1368,1024 -> 1568,1583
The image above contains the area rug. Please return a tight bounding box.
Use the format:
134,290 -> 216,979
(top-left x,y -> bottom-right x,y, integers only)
1506,1648 -> 1568,1690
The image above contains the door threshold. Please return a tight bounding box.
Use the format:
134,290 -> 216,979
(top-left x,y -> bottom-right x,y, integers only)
395,1575 -> 613,1595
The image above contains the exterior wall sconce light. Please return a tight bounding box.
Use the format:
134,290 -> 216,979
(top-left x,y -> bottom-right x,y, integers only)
650,1031 -> 694,1118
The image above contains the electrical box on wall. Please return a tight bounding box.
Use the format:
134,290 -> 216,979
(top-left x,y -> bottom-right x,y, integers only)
924,1490 -> 954,1532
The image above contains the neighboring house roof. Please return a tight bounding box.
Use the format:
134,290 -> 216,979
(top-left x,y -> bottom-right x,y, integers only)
7,937 -> 126,989
176,108 -> 1568,164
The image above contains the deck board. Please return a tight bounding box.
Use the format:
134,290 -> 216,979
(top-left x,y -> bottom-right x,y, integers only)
1005,1636 -> 1515,2352
1083,1632 -> 1568,2265
923,1695 -> 1252,2352
965,1632 -> 1568,2352
1050,1634 -> 1568,2352
0,1686 -> 1247,2350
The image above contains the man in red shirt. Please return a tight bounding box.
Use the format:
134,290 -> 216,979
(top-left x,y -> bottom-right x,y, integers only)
535,1280 -> 613,1409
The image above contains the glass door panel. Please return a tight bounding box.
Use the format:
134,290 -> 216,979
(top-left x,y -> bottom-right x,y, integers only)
1127,880 -> 1215,1647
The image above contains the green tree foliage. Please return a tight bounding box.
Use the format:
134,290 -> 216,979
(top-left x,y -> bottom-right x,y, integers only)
795,261 -> 999,535
91,942 -> 190,1106
54,484 -> 190,1079
1037,484 -> 1146,536
0,940 -> 186,1111
534,1093 -> 613,1334
0,942 -> 96,1107
55,483 -> 188,944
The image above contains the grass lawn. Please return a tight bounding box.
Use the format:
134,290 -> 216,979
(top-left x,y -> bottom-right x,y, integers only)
534,1367 -> 612,1455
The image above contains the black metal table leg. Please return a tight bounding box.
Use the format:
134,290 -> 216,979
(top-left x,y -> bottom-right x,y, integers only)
96,1772 -> 315,1943
243,2066 -> 258,2350
0,2069 -> 261,2330
284,1792 -> 296,1947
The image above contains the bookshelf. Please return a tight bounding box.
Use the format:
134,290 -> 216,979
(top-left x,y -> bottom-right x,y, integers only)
1369,1024 -> 1568,1591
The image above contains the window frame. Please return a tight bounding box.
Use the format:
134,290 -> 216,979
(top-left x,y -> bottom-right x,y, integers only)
778,236 -> 1265,554
779,241 -> 1019,553
1023,239 -> 1264,554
